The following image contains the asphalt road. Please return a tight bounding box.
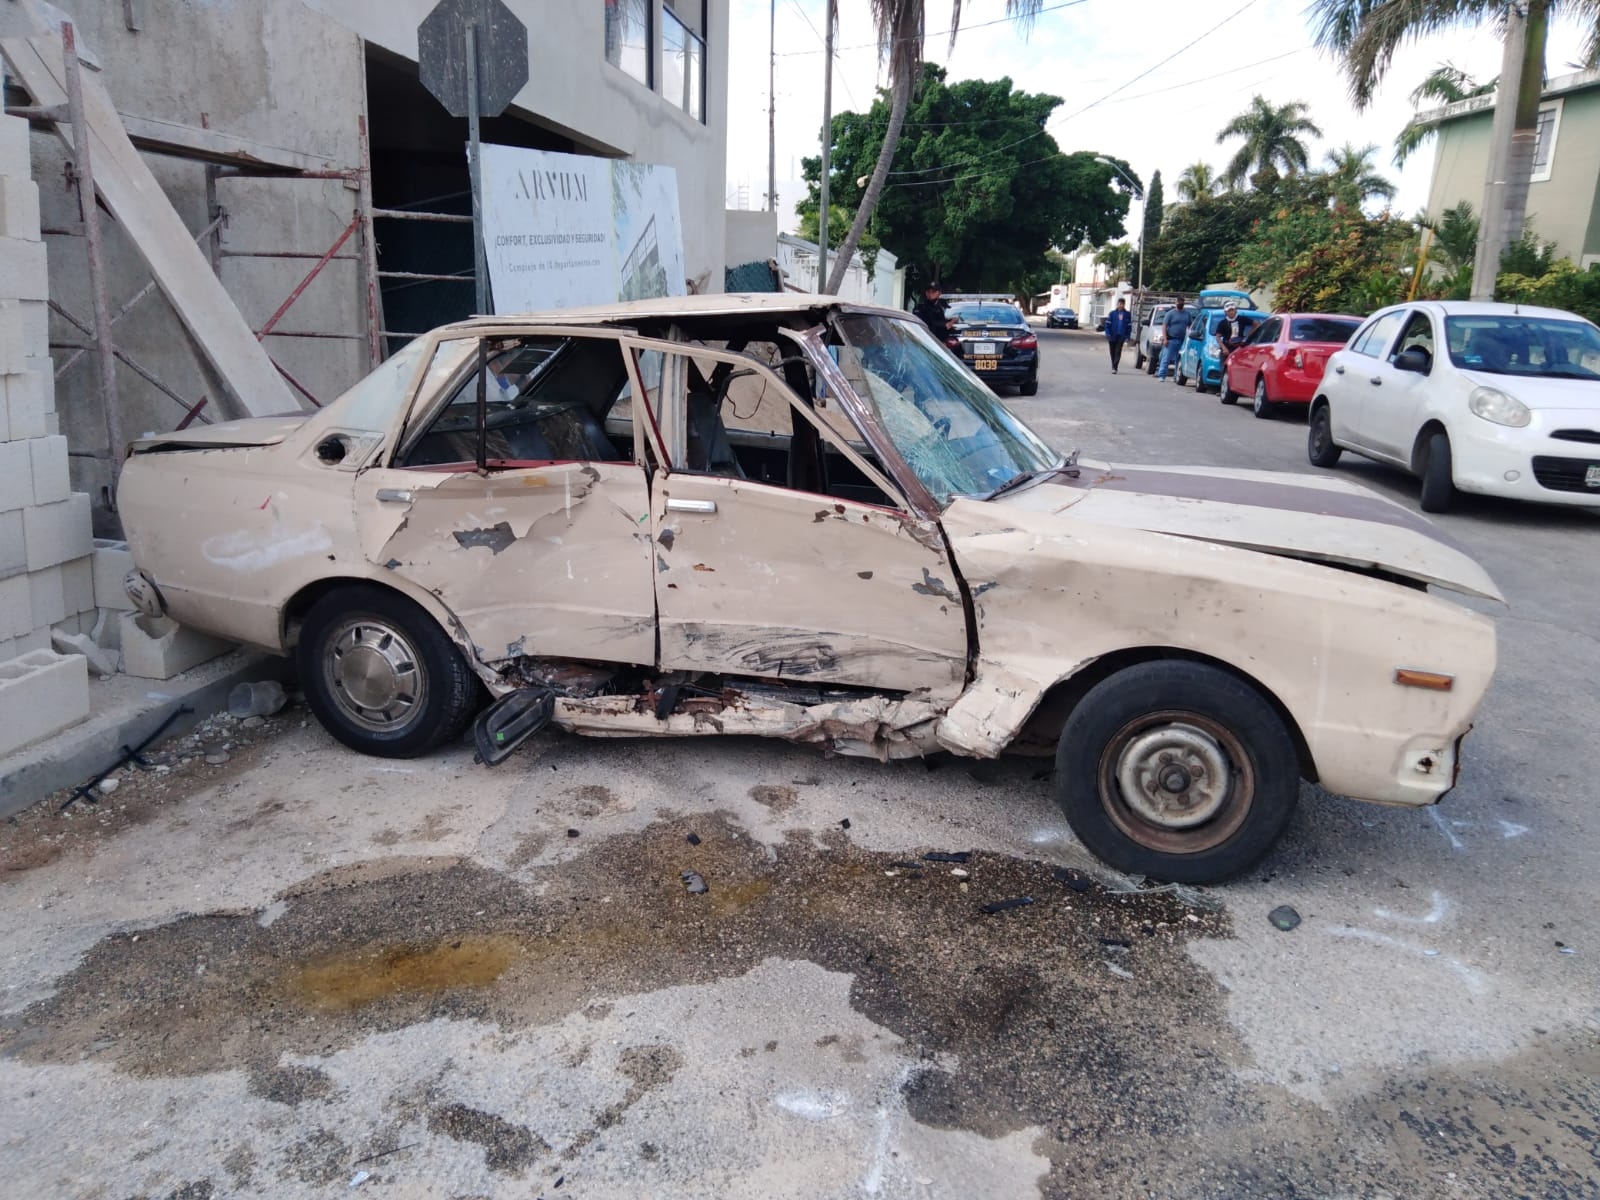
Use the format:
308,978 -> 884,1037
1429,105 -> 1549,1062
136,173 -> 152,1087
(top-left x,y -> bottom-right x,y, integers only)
1,329 -> 1597,1199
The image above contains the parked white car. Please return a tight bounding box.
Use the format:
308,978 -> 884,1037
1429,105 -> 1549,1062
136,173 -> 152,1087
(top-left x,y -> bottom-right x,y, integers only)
1308,300 -> 1600,512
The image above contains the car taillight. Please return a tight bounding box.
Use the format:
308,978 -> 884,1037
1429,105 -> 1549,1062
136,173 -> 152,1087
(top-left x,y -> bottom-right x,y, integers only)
1292,350 -> 1305,369
1012,333 -> 1037,349
946,337 -> 961,348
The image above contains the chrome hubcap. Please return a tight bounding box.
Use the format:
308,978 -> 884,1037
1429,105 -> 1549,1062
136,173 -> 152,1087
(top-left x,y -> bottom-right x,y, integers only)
325,616 -> 425,732
1114,723 -> 1232,829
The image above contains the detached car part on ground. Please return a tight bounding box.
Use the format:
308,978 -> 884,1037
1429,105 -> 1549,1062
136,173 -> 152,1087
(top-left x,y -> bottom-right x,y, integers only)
118,295 -> 1499,884
1309,300 -> 1600,513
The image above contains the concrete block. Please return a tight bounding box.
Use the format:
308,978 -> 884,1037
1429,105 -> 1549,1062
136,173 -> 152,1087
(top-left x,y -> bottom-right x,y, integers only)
17,299 -> 47,357
22,357 -> 55,412
0,238 -> 48,302
92,540 -> 134,610
52,627 -> 119,677
61,554 -> 94,615
0,648 -> 89,757
0,439 -> 29,512
0,302 -> 25,374
91,607 -> 122,651
3,371 -> 47,440
27,564 -> 65,628
28,434 -> 70,506
118,611 -> 234,680
0,116 -> 29,178
0,179 -> 41,242
0,573 -> 30,639
0,510 -> 24,578
43,412 -> 58,437
23,492 -> 92,572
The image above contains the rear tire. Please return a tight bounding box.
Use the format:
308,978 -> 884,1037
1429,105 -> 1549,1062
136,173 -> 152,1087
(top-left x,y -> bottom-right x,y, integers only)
1418,430 -> 1455,513
1145,351 -> 1157,376
1053,661 -> 1301,883
1307,402 -> 1342,467
297,584 -> 480,758
1019,374 -> 1039,396
1220,373 -> 1238,404
1252,376 -> 1276,419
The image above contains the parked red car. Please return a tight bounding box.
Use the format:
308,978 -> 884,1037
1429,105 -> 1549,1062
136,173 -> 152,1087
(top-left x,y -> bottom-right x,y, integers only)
1221,313 -> 1363,419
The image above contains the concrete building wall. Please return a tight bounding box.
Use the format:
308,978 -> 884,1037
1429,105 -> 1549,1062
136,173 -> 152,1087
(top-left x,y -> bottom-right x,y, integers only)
3,0 -> 729,511
725,208 -> 777,268
1424,83 -> 1600,266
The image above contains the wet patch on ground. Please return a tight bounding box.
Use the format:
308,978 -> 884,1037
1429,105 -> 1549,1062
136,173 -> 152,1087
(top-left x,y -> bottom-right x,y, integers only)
2,808 -> 1595,1198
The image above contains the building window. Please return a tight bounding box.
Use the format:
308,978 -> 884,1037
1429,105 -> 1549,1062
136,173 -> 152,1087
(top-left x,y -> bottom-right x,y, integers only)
605,0 -> 651,88
662,1 -> 705,122
1531,99 -> 1562,183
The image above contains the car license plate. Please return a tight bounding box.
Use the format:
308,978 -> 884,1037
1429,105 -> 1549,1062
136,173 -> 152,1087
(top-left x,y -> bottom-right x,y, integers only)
1587,464 -> 1600,488
975,357 -> 999,371
973,341 -> 997,356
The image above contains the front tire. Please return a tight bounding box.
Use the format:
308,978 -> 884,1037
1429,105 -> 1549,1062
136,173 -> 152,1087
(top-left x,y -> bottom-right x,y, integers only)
1054,661 -> 1300,883
1307,402 -> 1342,467
1252,376 -> 1276,419
298,584 -> 480,757
1418,430 -> 1455,513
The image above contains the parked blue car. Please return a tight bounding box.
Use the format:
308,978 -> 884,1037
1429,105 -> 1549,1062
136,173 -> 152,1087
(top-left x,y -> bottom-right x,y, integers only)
1177,307 -> 1270,393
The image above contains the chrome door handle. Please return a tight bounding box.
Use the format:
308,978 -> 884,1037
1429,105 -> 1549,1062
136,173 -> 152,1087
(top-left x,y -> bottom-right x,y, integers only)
1334,365 -> 1345,374
666,498 -> 717,514
375,488 -> 413,504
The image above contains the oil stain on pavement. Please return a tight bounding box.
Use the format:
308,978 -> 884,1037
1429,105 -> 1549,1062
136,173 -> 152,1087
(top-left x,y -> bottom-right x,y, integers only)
2,811 -> 1596,1198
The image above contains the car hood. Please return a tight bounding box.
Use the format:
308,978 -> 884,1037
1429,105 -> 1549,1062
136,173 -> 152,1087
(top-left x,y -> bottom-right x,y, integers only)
129,413 -> 312,453
1459,370 -> 1600,410
989,460 -> 1503,601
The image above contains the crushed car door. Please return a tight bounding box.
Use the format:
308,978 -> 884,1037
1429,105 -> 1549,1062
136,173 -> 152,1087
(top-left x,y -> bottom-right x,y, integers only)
628,337 -> 970,696
355,330 -> 657,667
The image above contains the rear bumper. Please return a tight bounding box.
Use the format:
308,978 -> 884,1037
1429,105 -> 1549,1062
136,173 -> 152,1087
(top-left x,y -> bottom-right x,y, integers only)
966,354 -> 1037,382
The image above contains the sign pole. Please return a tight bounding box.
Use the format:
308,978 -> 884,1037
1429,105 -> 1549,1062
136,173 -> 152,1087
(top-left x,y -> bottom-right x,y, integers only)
465,21 -> 490,315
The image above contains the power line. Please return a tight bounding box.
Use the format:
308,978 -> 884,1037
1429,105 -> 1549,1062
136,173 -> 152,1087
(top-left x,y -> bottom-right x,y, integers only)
1093,46 -> 1309,106
1047,0 -> 1264,127
886,125 -> 1052,176
775,0 -> 1091,58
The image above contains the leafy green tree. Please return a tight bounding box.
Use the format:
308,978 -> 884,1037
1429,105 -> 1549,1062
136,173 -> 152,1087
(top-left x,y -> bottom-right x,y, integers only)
1175,162 -> 1218,203
1496,258 -> 1600,324
1145,189 -> 1271,291
800,66 -> 1137,292
1095,242 -> 1134,285
1142,169 -> 1164,251
823,0 -> 1046,294
1323,142 -> 1397,208
1217,96 -> 1323,188
1392,63 -> 1494,166
1229,201 -> 1415,312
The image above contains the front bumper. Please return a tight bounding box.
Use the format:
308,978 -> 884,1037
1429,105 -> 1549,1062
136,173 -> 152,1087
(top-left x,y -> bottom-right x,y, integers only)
1450,421 -> 1600,507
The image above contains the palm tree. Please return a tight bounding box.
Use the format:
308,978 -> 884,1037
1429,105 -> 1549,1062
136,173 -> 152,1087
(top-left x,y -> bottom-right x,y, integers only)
1392,63 -> 1495,166
1216,96 -> 1323,188
1324,142 -> 1397,207
823,0 -> 1045,294
1174,161 -> 1219,203
1308,0 -> 1600,297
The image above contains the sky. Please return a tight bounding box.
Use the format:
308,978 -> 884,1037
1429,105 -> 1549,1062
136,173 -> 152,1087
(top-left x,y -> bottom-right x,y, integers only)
723,0 -> 1594,246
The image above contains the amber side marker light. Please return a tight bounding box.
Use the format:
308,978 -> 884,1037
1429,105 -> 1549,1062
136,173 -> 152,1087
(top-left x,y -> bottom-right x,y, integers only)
1395,669 -> 1454,691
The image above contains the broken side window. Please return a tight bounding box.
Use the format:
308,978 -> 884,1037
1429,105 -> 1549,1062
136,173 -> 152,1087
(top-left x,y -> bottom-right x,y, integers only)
401,335 -> 635,468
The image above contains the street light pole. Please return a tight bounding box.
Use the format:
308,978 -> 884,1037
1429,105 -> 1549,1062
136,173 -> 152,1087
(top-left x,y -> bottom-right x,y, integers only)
1095,156 -> 1144,296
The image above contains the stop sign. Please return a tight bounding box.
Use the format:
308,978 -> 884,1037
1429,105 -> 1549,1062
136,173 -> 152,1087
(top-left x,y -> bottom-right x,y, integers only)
418,0 -> 529,119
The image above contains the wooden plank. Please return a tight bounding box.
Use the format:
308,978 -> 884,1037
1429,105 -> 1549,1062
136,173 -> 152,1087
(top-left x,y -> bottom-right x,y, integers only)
121,114 -> 337,174
0,31 -> 300,418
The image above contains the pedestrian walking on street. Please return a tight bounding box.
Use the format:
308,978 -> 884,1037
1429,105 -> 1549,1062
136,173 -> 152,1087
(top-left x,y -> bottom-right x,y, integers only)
1103,297 -> 1132,373
1157,298 -> 1192,382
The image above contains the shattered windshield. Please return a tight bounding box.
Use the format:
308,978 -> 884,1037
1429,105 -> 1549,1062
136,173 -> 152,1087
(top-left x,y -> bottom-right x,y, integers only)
831,314 -> 1059,507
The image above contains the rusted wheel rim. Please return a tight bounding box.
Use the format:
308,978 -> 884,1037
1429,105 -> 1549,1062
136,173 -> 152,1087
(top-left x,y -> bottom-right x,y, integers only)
324,615 -> 426,733
1098,711 -> 1255,854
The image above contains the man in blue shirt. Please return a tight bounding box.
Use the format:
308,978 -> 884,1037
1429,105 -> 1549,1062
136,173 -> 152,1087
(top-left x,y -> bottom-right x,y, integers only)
1157,298 -> 1192,382
1103,297 -> 1132,373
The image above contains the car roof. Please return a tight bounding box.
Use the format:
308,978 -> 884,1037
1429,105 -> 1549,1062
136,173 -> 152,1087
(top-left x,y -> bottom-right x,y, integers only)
1386,299 -> 1597,323
430,292 -> 910,332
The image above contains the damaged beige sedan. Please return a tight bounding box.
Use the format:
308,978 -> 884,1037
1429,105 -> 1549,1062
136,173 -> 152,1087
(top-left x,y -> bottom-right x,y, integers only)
118,296 -> 1499,882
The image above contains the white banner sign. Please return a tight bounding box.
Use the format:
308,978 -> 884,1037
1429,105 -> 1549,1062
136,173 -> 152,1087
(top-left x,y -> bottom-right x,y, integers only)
480,145 -> 686,312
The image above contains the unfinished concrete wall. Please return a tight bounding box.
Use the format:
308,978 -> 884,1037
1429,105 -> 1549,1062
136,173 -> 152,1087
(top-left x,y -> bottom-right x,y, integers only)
307,0 -> 730,291
15,0 -> 370,511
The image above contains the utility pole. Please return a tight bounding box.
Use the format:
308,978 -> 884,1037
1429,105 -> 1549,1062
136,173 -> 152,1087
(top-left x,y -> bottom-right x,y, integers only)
1471,0 -> 1548,300
818,0 -> 835,292
767,0 -> 777,211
